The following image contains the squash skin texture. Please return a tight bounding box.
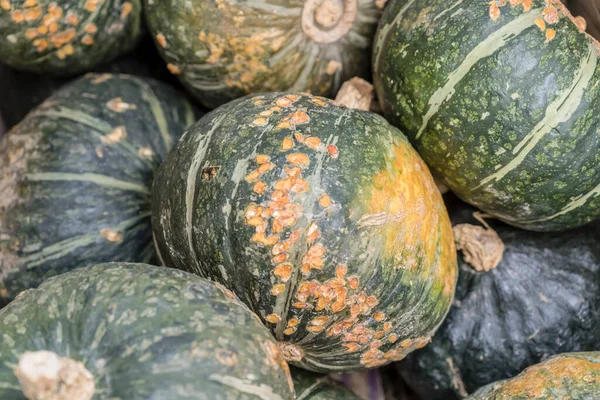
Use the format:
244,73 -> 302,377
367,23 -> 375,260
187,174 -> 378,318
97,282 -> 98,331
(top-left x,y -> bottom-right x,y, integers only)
0,263 -> 295,400
144,0 -> 385,108
152,92 -> 458,372
400,198 -> 600,398
0,74 -> 199,305
467,352 -> 600,400
291,367 -> 360,399
0,0 -> 143,76
373,0 -> 600,231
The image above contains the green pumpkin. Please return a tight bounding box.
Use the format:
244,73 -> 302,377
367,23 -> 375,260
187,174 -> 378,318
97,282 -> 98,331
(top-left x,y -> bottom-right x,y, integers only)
0,73 -> 199,306
466,352 -> 600,400
152,92 -> 457,372
0,0 -> 142,76
291,367 -> 360,399
0,262 -> 295,400
143,0 -> 386,109
373,0 -> 600,231
399,197 -> 600,399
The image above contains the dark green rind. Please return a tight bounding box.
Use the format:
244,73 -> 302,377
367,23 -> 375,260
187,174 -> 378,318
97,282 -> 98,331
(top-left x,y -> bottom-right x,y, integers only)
373,0 -> 600,231
0,263 -> 295,400
291,367 -> 360,400
0,74 -> 199,305
467,352 -> 600,400
400,197 -> 600,398
152,92 -> 457,372
144,0 -> 384,108
0,0 -> 142,76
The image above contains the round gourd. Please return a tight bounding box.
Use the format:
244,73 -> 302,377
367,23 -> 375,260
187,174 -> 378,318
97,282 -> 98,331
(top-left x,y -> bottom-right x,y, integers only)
152,92 -> 457,372
0,262 -> 295,400
0,0 -> 142,76
373,0 -> 600,231
466,352 -> 600,400
291,367 -> 360,399
0,73 -> 199,306
144,0 -> 386,108
400,198 -> 600,399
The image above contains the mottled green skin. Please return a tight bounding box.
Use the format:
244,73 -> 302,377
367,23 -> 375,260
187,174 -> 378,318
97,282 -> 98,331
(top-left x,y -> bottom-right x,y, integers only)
0,0 -> 142,76
467,352 -> 600,400
373,0 -> 600,231
152,93 -> 457,372
0,74 -> 199,305
291,367 -> 360,399
400,197 -> 600,399
144,0 -> 384,108
0,263 -> 295,400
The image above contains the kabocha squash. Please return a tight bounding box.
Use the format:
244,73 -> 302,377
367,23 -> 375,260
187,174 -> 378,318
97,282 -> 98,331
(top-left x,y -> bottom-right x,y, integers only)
466,352 -> 600,400
144,0 -> 386,108
373,0 -> 600,231
0,263 -> 295,400
152,92 -> 457,372
0,74 -> 198,306
400,198 -> 600,399
291,367 -> 360,399
0,0 -> 142,76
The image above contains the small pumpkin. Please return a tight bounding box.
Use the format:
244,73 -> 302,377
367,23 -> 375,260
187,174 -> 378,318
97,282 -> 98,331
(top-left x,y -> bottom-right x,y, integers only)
0,262 -> 295,400
144,0 -> 386,108
466,352 -> 600,400
373,0 -> 600,231
152,92 -> 457,372
291,367 -> 360,399
0,73 -> 199,305
0,0 -> 143,76
400,197 -> 600,399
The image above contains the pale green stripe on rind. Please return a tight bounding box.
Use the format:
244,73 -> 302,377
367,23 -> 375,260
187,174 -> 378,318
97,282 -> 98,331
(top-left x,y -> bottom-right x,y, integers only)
296,378 -> 328,400
208,374 -> 284,400
478,40 -> 598,187
433,0 -> 464,22
185,115 -> 226,271
373,0 -> 417,74
25,172 -> 150,194
415,9 -> 542,140
524,183 -> 600,223
135,79 -> 173,151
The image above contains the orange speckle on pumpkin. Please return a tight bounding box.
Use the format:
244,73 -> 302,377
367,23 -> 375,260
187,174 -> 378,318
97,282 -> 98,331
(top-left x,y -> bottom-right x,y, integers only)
281,137 -> 294,151
85,0 -> 100,12
388,334 -> 398,343
273,263 -> 293,282
276,97 -> 293,107
331,300 -> 346,313
306,223 -> 320,243
81,35 -> 94,45
66,12 -> 79,26
101,126 -> 127,144
319,194 -> 332,208
310,316 -> 329,326
265,313 -> 281,323
23,5 -> 42,21
84,23 -> 97,34
283,327 -> 296,335
546,28 -> 556,41
107,97 -> 136,112
290,111 -> 310,125
543,4 -> 559,24
245,169 -> 261,183
326,144 -> 339,158
383,322 -> 392,332
24,0 -> 37,7
336,265 -> 347,278
257,162 -> 272,174
252,117 -> 269,126
259,110 -> 273,117
167,63 -> 181,75
272,253 -> 288,264
25,28 -> 38,39
293,301 -> 309,309
33,38 -> 48,51
373,312 -> 385,322
155,33 -> 167,48
307,325 -> 324,333
137,147 -> 154,159
120,1 -> 133,19
101,228 -> 123,242
290,177 -> 308,193
489,1 -> 500,21
522,0 -> 532,11
1,0 -> 11,11
286,153 -> 310,167
366,296 -> 378,308
50,28 -> 76,48
535,18 -> 546,31
10,10 -> 24,23
276,120 -> 292,129
573,16 -> 587,32
344,343 -> 361,353
304,136 -> 321,150
287,318 -> 300,327
253,181 -> 267,194
215,349 -> 238,366
48,21 -> 59,33
293,132 -> 304,143
246,216 -> 264,227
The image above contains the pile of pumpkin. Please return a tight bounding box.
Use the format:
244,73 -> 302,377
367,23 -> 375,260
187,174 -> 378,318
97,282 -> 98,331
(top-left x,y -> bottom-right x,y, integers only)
0,0 -> 598,399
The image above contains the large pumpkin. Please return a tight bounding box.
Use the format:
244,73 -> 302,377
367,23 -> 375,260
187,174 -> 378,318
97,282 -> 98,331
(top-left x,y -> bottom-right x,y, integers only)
0,73 -> 198,305
466,352 -> 600,400
144,0 -> 386,108
0,263 -> 295,400
152,92 -> 457,372
373,0 -> 600,231
400,198 -> 600,399
0,0 -> 143,76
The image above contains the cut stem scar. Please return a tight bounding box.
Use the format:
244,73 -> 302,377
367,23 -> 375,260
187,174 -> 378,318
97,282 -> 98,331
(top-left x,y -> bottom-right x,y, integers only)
453,212 -> 504,272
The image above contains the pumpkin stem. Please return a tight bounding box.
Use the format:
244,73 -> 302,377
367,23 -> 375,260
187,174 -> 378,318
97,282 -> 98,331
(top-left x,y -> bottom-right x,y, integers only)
302,0 -> 357,44
334,77 -> 375,111
453,212 -> 504,272
278,342 -> 305,362
14,351 -> 95,400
